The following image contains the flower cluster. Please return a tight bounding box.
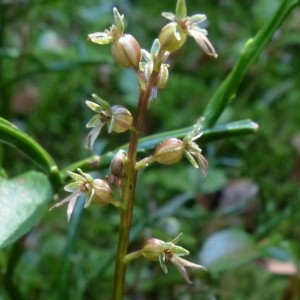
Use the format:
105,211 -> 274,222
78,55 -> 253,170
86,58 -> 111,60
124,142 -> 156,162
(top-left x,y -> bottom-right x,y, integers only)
52,0 -> 217,286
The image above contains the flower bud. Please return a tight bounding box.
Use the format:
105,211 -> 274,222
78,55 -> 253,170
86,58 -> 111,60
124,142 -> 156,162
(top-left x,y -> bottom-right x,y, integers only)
110,149 -> 127,178
110,105 -> 133,133
93,179 -> 115,204
142,238 -> 164,261
154,138 -> 184,165
111,34 -> 142,68
158,22 -> 187,53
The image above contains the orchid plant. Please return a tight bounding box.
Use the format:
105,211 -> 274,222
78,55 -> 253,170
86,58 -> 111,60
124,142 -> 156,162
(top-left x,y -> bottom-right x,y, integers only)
52,0 -> 217,296
1,0 -> 296,298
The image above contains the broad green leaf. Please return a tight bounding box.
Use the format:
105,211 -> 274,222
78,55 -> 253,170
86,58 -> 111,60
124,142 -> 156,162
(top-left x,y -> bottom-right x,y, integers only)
198,228 -> 259,273
0,171 -> 52,248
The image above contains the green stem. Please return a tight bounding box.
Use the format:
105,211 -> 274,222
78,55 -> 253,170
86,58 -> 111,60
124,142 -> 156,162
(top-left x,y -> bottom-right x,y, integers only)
137,119 -> 258,151
124,250 -> 143,263
202,0 -> 300,128
112,69 -> 159,299
0,118 -> 62,189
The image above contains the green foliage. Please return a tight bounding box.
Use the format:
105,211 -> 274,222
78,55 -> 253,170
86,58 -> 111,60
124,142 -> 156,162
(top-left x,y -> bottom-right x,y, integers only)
0,171 -> 52,248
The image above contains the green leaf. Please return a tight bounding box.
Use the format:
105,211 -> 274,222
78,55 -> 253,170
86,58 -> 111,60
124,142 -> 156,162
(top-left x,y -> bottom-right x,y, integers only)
202,0 -> 300,128
137,119 -> 258,152
198,229 -> 259,273
0,171 -> 53,248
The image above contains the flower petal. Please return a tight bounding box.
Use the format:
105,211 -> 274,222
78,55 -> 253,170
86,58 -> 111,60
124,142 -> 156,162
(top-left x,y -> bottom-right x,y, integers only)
150,39 -> 161,57
175,0 -> 187,19
184,150 -> 199,169
86,115 -> 102,128
188,29 -> 217,58
77,168 -> 94,182
91,94 -> 111,110
113,7 -> 124,33
64,182 -> 81,192
86,101 -> 102,113
175,256 -> 207,270
85,188 -> 95,208
141,49 -> 151,62
88,32 -> 114,45
189,14 -> 206,24
159,253 -> 168,274
161,12 -> 176,21
66,193 -> 80,221
196,153 -> 208,177
169,255 -> 193,284
66,170 -> 85,183
85,124 -> 103,150
49,191 -> 81,213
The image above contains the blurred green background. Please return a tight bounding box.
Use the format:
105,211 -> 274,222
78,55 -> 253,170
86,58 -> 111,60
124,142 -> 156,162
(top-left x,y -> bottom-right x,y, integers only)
1,0 -> 300,299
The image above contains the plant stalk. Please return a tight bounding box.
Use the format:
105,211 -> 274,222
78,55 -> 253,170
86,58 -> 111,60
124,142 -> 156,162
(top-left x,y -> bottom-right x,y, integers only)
112,69 -> 159,299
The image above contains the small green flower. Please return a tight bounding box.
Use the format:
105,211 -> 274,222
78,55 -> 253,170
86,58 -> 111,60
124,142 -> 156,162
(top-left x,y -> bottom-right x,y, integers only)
159,0 -> 217,57
87,7 -> 124,45
141,233 -> 206,284
136,120 -> 208,176
50,168 -> 117,221
85,94 -> 132,150
88,8 -> 141,68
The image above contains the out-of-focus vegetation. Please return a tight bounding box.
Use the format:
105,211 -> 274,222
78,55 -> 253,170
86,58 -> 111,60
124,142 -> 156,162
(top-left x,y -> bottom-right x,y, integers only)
1,0 -> 300,299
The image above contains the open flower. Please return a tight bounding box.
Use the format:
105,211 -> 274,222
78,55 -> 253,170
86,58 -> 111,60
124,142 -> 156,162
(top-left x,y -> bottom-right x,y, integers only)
88,8 -> 141,68
126,233 -> 206,284
159,0 -> 217,57
50,168 -> 118,221
136,121 -> 208,176
85,94 -> 132,150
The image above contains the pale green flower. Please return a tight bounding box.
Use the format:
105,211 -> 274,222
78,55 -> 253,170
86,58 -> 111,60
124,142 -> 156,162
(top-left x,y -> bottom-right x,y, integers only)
85,94 -> 132,150
142,233 -> 206,284
50,169 -> 117,221
160,0 -> 217,57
